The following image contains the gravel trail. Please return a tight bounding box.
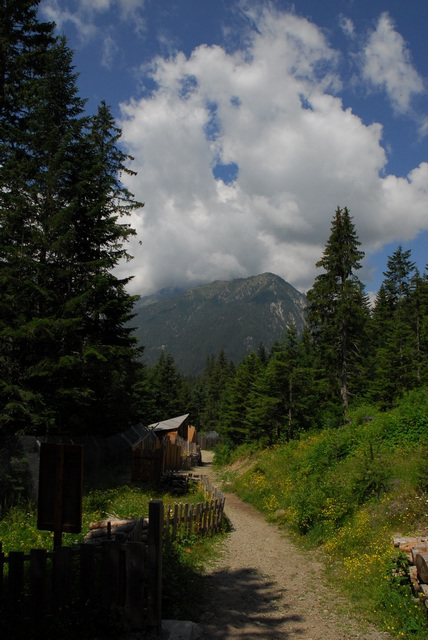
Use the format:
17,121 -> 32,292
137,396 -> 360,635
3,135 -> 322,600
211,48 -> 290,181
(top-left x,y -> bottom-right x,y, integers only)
195,451 -> 392,640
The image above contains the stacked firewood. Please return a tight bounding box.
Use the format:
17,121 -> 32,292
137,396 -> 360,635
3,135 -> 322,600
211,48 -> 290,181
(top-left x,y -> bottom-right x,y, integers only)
160,470 -> 191,494
84,517 -> 149,543
394,536 -> 428,610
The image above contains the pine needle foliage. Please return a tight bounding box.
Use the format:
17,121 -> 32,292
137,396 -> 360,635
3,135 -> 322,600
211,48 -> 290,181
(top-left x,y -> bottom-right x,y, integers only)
0,0 -> 146,440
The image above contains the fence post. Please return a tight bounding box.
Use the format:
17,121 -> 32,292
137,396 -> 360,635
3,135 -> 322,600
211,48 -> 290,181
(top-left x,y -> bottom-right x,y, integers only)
148,500 -> 163,637
172,504 -> 179,541
30,548 -> 47,619
125,542 -> 147,629
8,551 -> 25,616
53,546 -> 73,611
102,540 -> 124,606
79,543 -> 95,610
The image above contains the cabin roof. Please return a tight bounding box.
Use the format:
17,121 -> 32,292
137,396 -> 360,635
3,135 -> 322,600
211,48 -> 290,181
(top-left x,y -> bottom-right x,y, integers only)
149,414 -> 189,433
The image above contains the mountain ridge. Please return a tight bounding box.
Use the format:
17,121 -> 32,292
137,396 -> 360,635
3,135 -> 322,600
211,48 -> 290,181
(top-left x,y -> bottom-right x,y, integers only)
132,273 -> 307,376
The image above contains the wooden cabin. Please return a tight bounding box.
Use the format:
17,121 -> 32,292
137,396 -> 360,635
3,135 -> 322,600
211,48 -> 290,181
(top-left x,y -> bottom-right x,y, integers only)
150,414 -> 190,443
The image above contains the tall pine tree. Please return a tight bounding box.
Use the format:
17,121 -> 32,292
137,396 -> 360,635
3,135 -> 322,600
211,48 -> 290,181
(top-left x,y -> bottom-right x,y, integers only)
306,207 -> 369,414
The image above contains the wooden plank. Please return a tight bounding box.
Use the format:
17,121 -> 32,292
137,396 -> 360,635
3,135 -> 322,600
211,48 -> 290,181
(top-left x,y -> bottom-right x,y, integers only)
209,502 -> 213,533
195,503 -> 201,533
165,505 -> 172,540
147,500 -> 163,637
102,540 -> 124,605
8,551 -> 25,616
79,543 -> 95,608
183,503 -> 189,536
202,502 -> 208,535
125,542 -> 147,629
53,546 -> 73,610
172,504 -> 179,541
188,504 -> 194,537
30,548 -> 47,618
217,499 -> 222,531
213,499 -> 218,532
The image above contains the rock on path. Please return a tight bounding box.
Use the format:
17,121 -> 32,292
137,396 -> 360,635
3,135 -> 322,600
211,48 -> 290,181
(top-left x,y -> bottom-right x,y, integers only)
195,451 -> 391,640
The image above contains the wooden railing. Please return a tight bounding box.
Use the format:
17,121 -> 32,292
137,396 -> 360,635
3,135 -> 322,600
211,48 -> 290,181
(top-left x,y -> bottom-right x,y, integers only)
0,500 -> 163,636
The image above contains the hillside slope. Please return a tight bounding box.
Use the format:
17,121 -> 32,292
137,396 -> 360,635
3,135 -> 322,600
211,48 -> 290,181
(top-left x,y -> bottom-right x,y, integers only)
131,272 -> 306,375
216,390 -> 428,639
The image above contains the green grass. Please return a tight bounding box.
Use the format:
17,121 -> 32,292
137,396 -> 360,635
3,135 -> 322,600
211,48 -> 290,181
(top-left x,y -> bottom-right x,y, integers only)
0,477 -> 225,633
0,480 -> 207,553
215,388 -> 428,640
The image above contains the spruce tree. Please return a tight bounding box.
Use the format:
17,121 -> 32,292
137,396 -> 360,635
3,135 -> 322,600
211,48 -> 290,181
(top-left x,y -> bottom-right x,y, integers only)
219,352 -> 263,445
246,326 -> 319,443
306,207 -> 369,413
0,1 -> 146,438
411,269 -> 428,386
196,350 -> 235,431
369,247 -> 424,405
383,246 -> 415,304
148,352 -> 188,422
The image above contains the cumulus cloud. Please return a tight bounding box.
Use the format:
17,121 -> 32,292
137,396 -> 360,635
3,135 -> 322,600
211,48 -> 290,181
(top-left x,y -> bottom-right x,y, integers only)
361,12 -> 424,116
114,7 -> 428,296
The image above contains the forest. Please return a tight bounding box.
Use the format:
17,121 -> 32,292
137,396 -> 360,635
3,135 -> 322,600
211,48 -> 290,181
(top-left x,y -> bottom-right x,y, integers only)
1,1 -> 427,459
188,213 -> 428,449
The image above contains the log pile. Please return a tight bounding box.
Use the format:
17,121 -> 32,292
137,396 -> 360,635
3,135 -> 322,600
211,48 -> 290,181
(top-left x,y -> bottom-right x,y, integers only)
160,470 -> 192,494
394,536 -> 428,611
84,517 -> 149,544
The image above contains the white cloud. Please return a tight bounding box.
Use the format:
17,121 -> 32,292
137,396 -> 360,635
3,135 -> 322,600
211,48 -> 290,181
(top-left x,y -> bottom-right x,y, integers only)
41,0 -> 98,41
361,12 -> 424,115
101,32 -> 119,68
115,7 -> 428,296
339,14 -> 355,39
40,0 -> 146,42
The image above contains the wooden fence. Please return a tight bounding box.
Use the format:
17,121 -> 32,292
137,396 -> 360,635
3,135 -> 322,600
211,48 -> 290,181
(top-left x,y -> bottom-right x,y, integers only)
0,500 -> 163,636
165,474 -> 226,541
132,435 -> 201,482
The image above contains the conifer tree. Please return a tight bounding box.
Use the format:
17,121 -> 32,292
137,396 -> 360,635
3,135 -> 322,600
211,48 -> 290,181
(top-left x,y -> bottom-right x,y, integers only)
148,352 -> 188,423
196,350 -> 235,431
306,207 -> 369,413
369,247 -> 423,405
411,269 -> 428,386
0,1 -> 146,438
246,326 -> 319,443
219,352 -> 263,445
383,246 -> 415,304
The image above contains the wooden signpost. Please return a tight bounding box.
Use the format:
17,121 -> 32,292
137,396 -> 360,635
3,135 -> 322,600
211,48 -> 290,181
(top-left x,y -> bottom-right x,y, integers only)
37,443 -> 83,548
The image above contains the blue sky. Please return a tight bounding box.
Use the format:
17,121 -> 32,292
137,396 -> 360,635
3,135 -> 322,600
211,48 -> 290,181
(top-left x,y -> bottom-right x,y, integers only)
39,0 -> 428,298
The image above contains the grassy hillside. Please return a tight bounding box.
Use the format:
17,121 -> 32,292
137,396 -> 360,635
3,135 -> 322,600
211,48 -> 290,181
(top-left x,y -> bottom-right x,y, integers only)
215,388 -> 428,639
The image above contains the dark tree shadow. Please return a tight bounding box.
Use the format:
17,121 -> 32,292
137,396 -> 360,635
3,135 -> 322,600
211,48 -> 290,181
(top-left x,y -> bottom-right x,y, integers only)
198,566 -> 305,639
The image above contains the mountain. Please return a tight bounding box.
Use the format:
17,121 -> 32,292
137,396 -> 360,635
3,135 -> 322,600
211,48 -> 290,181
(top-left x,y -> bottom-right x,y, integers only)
131,273 -> 307,376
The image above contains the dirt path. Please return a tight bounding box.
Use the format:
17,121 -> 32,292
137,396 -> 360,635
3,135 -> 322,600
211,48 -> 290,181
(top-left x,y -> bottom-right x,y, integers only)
194,451 -> 392,640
